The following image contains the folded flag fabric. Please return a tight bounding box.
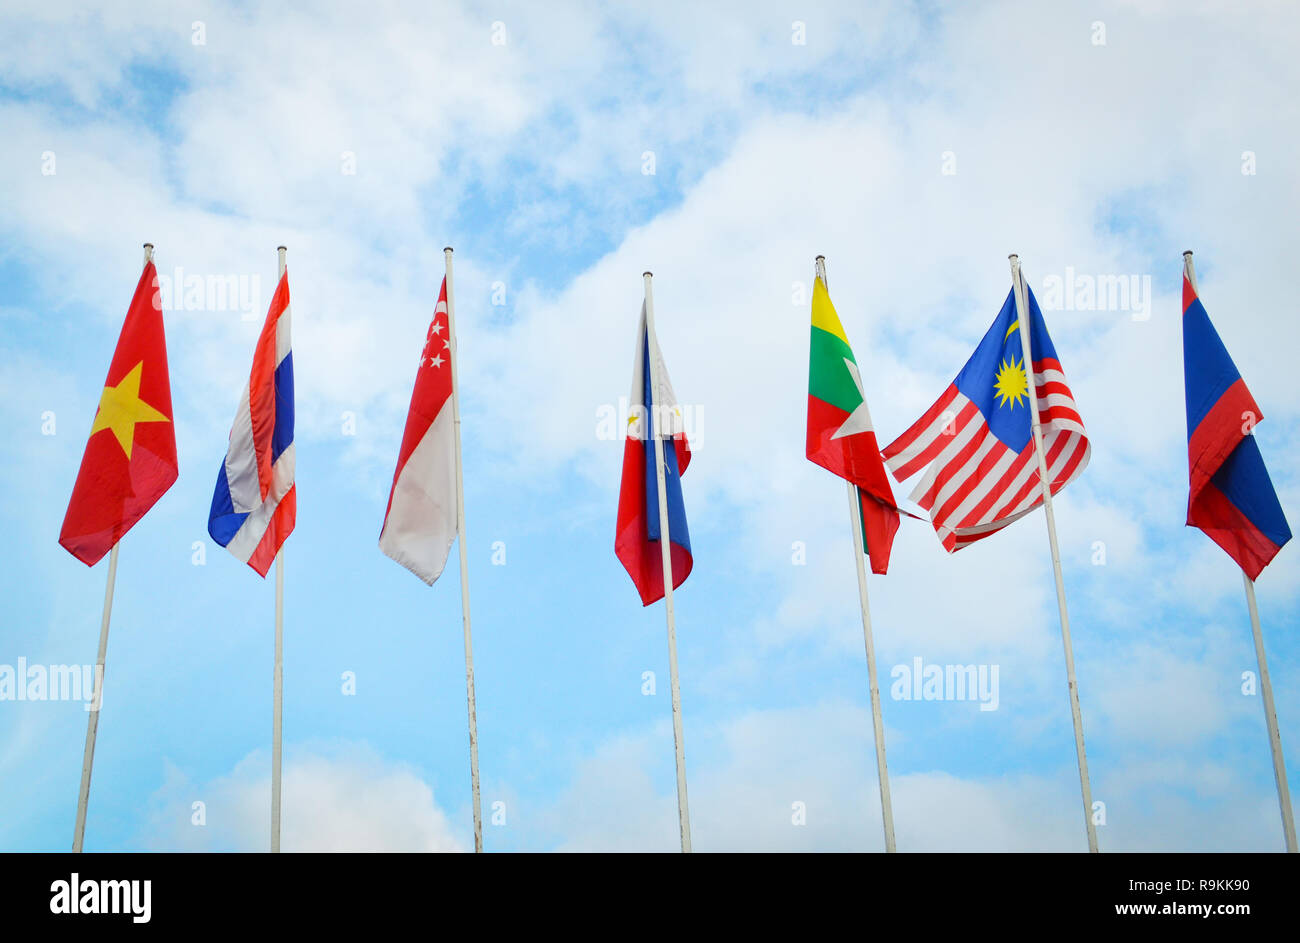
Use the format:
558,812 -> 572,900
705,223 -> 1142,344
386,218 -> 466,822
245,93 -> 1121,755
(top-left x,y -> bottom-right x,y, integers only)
851,487 -> 902,576
805,273 -> 914,574
616,301 -> 692,606
1181,264 -> 1291,579
379,278 -> 459,584
60,260 -> 177,565
207,269 -> 296,577
883,283 -> 1089,551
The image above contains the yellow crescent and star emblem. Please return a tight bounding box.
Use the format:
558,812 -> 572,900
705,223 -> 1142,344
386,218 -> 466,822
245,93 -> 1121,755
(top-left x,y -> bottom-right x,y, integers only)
90,361 -> 171,459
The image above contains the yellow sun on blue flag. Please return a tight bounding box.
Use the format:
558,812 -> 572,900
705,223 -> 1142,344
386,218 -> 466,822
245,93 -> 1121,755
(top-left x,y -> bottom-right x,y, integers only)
951,291 -> 1055,453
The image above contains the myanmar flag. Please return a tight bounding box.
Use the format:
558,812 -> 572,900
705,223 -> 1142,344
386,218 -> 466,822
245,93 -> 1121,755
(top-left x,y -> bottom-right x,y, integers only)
806,272 -> 909,573
59,260 -> 178,566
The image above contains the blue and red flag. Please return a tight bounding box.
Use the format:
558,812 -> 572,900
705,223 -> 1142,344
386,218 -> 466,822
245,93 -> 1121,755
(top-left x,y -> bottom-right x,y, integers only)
615,302 -> 692,606
884,282 -> 1089,551
1181,260 -> 1290,580
208,268 -> 296,577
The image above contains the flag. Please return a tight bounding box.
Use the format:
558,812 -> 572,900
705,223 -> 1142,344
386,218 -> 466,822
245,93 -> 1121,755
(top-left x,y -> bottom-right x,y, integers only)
616,302 -> 692,606
207,269 -> 296,577
805,274 -> 913,574
883,284 -> 1089,551
379,278 -> 458,584
1181,268 -> 1290,579
60,260 -> 177,565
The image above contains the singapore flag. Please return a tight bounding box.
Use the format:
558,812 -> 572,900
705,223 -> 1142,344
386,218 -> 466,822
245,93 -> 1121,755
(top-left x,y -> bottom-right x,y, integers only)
379,278 -> 458,584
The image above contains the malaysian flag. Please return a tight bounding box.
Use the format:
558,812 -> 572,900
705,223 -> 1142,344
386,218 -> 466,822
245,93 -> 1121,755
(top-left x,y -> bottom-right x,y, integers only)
882,283 -> 1088,551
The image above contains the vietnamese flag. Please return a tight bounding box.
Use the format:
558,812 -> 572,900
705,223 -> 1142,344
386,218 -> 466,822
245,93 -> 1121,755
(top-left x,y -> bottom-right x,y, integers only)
59,260 -> 178,565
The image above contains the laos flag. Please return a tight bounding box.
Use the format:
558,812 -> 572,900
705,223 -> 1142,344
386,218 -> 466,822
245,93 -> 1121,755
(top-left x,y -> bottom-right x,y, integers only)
1182,257 -> 1290,580
615,301 -> 692,606
207,268 -> 296,577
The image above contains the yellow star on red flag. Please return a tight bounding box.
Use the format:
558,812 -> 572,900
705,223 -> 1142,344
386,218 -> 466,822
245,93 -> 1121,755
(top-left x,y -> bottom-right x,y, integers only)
90,361 -> 171,459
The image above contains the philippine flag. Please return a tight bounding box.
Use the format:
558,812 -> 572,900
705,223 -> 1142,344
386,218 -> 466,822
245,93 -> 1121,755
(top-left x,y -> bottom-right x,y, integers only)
1182,259 -> 1291,579
207,268 -> 296,577
379,278 -> 458,584
615,302 -> 692,606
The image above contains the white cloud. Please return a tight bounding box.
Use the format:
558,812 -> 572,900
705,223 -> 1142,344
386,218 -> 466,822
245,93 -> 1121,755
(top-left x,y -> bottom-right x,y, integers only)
531,702 -> 1295,851
142,744 -> 465,852
2,0 -> 1298,852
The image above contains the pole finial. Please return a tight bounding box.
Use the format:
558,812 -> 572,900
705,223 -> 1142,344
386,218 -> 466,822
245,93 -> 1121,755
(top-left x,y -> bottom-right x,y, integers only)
276,245 -> 287,252
444,246 -> 454,254
643,270 -> 653,278
1182,249 -> 1194,258
815,254 -> 825,262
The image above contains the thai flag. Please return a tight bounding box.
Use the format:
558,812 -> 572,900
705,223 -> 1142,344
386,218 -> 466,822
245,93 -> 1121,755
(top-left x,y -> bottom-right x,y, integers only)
1182,262 -> 1290,579
208,269 -> 296,577
615,302 -> 692,606
883,283 -> 1089,551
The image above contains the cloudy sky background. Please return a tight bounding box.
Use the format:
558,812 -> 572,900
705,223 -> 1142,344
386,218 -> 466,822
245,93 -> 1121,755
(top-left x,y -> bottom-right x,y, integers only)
1,0 -> 1297,851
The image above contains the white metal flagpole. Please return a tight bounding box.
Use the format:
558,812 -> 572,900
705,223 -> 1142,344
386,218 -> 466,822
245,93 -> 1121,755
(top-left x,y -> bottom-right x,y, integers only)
815,255 -> 896,853
1242,572 -> 1297,852
271,244 -> 287,854
72,241 -> 153,852
1183,250 -> 1297,853
444,246 -> 484,853
1009,254 -> 1098,853
642,270 -> 693,853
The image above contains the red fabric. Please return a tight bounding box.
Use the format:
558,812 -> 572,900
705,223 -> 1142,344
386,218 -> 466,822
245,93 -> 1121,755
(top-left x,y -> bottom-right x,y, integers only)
247,485 -> 296,578
615,437 -> 693,606
806,394 -> 893,505
384,279 -> 454,522
249,273 -> 289,499
1187,377 -> 1260,500
1191,480 -> 1281,581
859,488 -> 900,575
59,262 -> 177,565
808,395 -> 907,575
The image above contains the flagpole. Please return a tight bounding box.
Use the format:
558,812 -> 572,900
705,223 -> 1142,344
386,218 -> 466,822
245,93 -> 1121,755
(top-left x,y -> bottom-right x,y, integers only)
643,271 -> 693,853
816,255 -> 896,853
72,540 -> 116,852
271,245 -> 287,854
71,241 -> 153,852
444,246 -> 484,853
1009,253 -> 1099,853
1183,250 -> 1297,853
1242,572 -> 1297,852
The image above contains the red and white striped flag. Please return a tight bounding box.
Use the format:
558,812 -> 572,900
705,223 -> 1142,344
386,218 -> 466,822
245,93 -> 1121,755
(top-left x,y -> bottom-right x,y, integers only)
883,283 -> 1088,551
380,279 -> 458,583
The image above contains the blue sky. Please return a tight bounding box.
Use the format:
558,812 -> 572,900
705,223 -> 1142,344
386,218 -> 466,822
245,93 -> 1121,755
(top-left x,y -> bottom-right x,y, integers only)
1,0 -> 1298,851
